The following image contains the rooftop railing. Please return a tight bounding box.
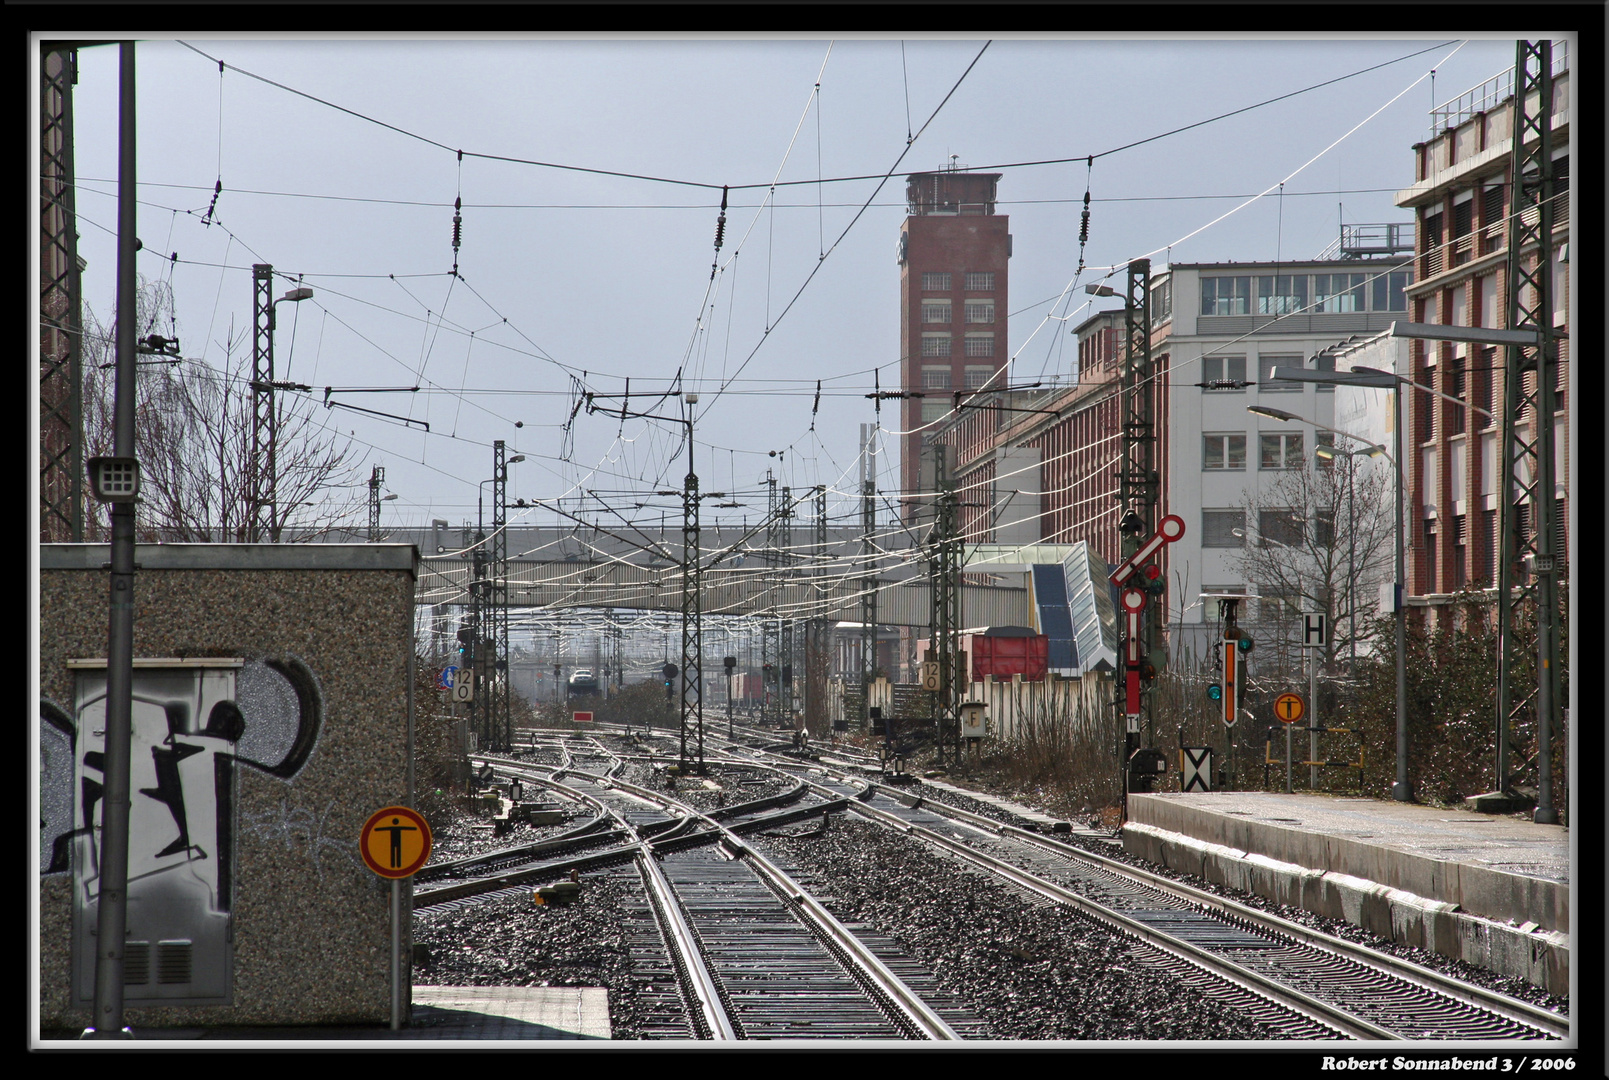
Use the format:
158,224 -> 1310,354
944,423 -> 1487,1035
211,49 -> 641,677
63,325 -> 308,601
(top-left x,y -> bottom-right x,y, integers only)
1427,39 -> 1568,138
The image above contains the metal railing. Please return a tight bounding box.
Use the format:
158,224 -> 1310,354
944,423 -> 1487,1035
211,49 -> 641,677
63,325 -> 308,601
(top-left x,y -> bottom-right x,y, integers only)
1428,39 -> 1568,138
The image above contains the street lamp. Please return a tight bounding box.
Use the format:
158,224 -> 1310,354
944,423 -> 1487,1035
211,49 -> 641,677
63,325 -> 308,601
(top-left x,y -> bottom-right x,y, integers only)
1249,388 -> 1410,802
1273,351 -> 1557,818
252,278 -> 315,542
1315,441 -> 1389,680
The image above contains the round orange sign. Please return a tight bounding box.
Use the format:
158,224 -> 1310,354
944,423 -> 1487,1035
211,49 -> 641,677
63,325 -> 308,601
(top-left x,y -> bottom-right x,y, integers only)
1274,692 -> 1306,725
359,805 -> 433,878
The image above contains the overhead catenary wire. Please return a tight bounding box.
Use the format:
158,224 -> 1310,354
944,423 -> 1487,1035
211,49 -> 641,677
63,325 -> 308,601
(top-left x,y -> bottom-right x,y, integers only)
80,39 -> 1504,568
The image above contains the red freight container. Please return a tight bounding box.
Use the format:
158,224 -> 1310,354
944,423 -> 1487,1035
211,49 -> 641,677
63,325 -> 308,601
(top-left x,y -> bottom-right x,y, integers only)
970,633 -> 1049,681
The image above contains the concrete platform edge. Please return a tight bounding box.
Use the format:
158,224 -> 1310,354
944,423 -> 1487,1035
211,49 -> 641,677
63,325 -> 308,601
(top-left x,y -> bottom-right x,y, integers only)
1121,821 -> 1569,996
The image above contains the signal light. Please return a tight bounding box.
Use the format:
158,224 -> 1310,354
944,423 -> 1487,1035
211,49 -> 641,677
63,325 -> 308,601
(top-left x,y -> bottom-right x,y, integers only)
1238,636 -> 1255,653
1221,636 -> 1239,726
1207,683 -> 1223,701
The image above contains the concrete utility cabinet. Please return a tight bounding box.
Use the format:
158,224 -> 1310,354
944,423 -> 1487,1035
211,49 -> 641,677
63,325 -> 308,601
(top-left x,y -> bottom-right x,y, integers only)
38,544 -> 418,1030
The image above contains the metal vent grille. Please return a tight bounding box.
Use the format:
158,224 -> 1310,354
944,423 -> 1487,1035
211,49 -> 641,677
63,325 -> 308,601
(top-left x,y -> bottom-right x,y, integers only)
156,941 -> 193,985
123,942 -> 150,985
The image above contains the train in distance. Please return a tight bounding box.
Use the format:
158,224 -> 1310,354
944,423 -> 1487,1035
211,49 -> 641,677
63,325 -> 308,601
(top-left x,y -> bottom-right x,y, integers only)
567,669 -> 601,696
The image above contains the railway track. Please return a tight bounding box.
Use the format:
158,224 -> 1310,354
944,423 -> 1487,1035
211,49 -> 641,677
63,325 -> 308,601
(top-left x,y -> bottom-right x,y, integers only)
419,728 -> 1566,1042
436,742 -> 975,1039
732,744 -> 1567,1043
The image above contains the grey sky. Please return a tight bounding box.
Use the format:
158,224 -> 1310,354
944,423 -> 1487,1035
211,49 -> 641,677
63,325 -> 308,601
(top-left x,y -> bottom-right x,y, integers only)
55,33 -> 1524,537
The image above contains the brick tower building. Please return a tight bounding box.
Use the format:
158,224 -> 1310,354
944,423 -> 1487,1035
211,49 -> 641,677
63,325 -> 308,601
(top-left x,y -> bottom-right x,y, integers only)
897,169 -> 1010,518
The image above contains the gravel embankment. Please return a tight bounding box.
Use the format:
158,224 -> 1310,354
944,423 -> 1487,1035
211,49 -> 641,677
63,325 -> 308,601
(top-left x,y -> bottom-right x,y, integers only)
748,818 -> 1280,1041
904,778 -> 1569,1016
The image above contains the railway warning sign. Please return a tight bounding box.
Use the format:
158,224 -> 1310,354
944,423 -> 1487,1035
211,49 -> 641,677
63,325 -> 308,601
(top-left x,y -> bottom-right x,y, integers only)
573,711 -> 594,723
1274,692 -> 1306,725
360,805 -> 433,879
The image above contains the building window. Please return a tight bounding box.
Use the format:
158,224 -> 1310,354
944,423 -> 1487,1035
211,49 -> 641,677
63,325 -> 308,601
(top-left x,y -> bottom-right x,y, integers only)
1202,354 -> 1247,389
1260,432 -> 1304,470
921,300 -> 951,324
920,400 -> 951,424
964,333 -> 994,358
1203,433 -> 1247,470
1202,510 -> 1246,548
964,271 -> 994,291
1259,509 -> 1304,549
1372,270 -> 1412,312
1313,273 -> 1368,313
1315,510 -> 1335,547
1257,275 -> 1308,315
1151,276 -> 1172,327
1201,276 -> 1252,316
1256,587 -> 1303,620
1448,358 -> 1466,436
1423,520 -> 1438,591
1419,367 -> 1436,439
964,300 -> 995,324
1423,209 -> 1444,276
1259,355 -> 1303,392
922,365 -> 951,390
1453,513 -> 1468,588
921,272 -> 951,291
921,333 -> 952,357
1482,184 -> 1504,232
963,365 -> 996,390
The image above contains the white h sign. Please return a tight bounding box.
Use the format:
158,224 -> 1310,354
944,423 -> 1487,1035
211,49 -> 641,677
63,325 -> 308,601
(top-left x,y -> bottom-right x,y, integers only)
1301,611 -> 1328,649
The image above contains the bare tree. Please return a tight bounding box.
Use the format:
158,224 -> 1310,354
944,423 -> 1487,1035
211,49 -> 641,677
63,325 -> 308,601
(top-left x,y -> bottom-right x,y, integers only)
81,277 -> 364,542
1231,445 -> 1396,679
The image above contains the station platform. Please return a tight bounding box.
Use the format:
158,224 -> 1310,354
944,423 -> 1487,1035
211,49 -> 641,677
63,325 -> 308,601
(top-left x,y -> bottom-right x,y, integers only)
37,986 -> 611,1043
1121,792 -> 1570,996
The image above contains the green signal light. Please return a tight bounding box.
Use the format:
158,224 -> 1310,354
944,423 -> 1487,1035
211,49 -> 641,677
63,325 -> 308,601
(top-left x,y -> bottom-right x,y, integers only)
1207,684 -> 1223,701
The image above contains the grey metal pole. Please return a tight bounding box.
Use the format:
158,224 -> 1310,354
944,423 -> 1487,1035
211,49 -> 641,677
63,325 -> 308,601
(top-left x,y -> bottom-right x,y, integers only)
390,878 -> 401,1030
1348,455 -> 1357,678
1392,382 -> 1412,801
1285,715 -> 1293,793
1309,643 -> 1319,789
85,40 -> 138,1040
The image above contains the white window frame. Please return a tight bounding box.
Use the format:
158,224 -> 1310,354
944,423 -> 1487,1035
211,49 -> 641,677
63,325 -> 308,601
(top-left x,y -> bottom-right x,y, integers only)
921,300 -> 952,324
963,364 -> 997,390
1202,354 -> 1247,389
1259,432 -> 1304,470
964,333 -> 994,358
1203,433 -> 1247,471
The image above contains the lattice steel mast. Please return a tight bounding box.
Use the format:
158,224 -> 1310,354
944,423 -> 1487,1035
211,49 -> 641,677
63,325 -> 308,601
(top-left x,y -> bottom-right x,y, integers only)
1495,40 -> 1564,824
40,45 -> 84,543
1118,259 -> 1158,755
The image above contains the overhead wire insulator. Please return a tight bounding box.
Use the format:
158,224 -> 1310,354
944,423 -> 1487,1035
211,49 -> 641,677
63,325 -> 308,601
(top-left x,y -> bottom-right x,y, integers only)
710,185 -> 729,281
452,149 -> 464,276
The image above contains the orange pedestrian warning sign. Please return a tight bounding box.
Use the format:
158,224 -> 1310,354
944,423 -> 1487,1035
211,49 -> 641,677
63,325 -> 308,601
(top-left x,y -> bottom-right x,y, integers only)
1274,692 -> 1306,725
360,805 -> 433,878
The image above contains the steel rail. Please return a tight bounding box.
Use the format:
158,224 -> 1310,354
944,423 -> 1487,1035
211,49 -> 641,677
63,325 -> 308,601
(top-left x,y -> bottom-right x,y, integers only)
818,770 -> 1567,1042
990,821 -> 1570,1040
523,758 -> 960,1040
718,832 -> 962,1040
754,754 -> 1563,1042
634,835 -> 739,1040
832,785 -> 1384,1039
476,754 -> 737,1039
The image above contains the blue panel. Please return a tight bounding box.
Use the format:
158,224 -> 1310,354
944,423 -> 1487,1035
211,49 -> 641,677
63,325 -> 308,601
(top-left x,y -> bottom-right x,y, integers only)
1062,542 -> 1118,673
1031,564 -> 1078,672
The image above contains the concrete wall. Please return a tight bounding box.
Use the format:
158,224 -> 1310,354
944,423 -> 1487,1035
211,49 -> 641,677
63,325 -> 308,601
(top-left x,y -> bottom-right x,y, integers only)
38,544 -> 417,1030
